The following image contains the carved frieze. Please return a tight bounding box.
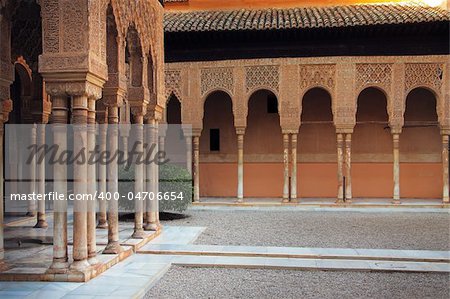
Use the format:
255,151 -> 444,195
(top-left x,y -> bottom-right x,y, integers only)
356,63 -> 392,91
405,63 -> 443,94
299,64 -> 335,92
245,65 -> 279,94
201,67 -> 234,96
165,69 -> 182,99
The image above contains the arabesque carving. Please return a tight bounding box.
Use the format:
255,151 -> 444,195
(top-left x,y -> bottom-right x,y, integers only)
405,63 -> 443,94
245,65 -> 279,94
201,67 -> 234,96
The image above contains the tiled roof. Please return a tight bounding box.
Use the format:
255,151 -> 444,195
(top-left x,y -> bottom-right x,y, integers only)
164,4 -> 450,33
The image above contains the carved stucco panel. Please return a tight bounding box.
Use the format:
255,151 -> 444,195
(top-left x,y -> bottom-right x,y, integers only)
245,65 -> 279,95
200,67 -> 234,97
299,64 -> 336,96
405,63 -> 443,94
165,69 -> 182,100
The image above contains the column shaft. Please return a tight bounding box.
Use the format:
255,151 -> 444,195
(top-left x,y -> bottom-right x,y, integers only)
87,98 -> 98,264
145,119 -> 160,230
344,133 -> 352,202
237,133 -> 244,202
193,136 -> 200,202
70,95 -> 89,271
442,134 -> 449,203
103,106 -> 122,254
291,134 -> 298,202
337,133 -> 344,202
97,124 -> 108,229
393,133 -> 401,204
48,96 -> 69,273
35,124 -> 48,228
132,115 -> 146,237
27,124 -> 37,216
282,133 -> 290,202
186,136 -> 192,175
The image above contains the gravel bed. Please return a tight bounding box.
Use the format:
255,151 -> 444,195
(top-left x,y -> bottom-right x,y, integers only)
162,210 -> 450,250
147,266 -> 449,299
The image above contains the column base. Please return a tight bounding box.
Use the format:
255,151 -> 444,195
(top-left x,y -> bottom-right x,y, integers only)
392,199 -> 401,205
102,241 -> 122,254
70,259 -> 91,272
47,259 -> 69,274
290,198 -> 299,204
132,229 -> 147,239
345,199 -> 352,204
335,198 -> 345,204
34,219 -> 48,229
143,222 -> 159,231
88,256 -> 99,266
281,198 -> 290,203
96,220 -> 108,229
26,212 -> 36,217
235,198 -> 244,203
443,198 -> 450,204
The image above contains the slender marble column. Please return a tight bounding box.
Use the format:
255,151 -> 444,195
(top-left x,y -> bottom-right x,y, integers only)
193,135 -> 200,202
34,124 -> 48,228
97,124 -> 108,229
48,95 -> 69,273
145,119 -> 160,230
290,133 -> 298,202
392,133 -> 401,204
28,124 -> 37,216
336,133 -> 344,202
70,95 -> 90,271
103,106 -> 122,254
282,133 -> 290,203
344,133 -> 352,202
185,134 -> 192,175
87,99 -> 98,265
442,134 -> 449,203
236,132 -> 245,203
132,114 -> 146,238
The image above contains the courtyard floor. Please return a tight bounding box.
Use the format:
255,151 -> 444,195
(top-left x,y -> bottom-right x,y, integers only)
0,204 -> 448,298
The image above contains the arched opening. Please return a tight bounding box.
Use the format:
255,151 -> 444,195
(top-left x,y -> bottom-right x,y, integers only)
353,87 -> 392,198
200,91 -> 236,197
164,94 -> 185,166
244,89 -> 282,197
299,88 -> 336,198
401,88 -> 441,198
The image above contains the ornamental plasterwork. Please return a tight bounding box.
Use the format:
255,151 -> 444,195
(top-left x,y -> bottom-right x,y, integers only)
405,63 -> 443,94
200,67 -> 234,97
356,63 -> 392,92
299,64 -> 335,93
245,65 -> 279,94
165,69 -> 182,99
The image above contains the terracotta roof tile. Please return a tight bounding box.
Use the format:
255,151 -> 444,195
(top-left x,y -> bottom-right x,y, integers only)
164,4 -> 449,33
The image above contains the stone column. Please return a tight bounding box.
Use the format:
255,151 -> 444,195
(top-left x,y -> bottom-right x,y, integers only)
103,106 -> 122,254
392,131 -> 401,204
336,133 -> 344,202
186,137 -> 192,174
344,133 -> 352,202
290,133 -> 298,202
28,124 -> 37,216
86,98 -> 98,265
70,95 -> 89,271
97,123 -> 108,229
192,134 -> 200,202
144,118 -> 160,231
48,95 -> 69,273
282,133 -> 290,203
132,112 -> 146,238
34,123 -> 48,228
442,134 -> 449,203
236,128 -> 245,203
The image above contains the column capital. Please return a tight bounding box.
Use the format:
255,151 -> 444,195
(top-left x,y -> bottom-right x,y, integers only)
390,127 -> 403,135
335,126 -> 354,134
